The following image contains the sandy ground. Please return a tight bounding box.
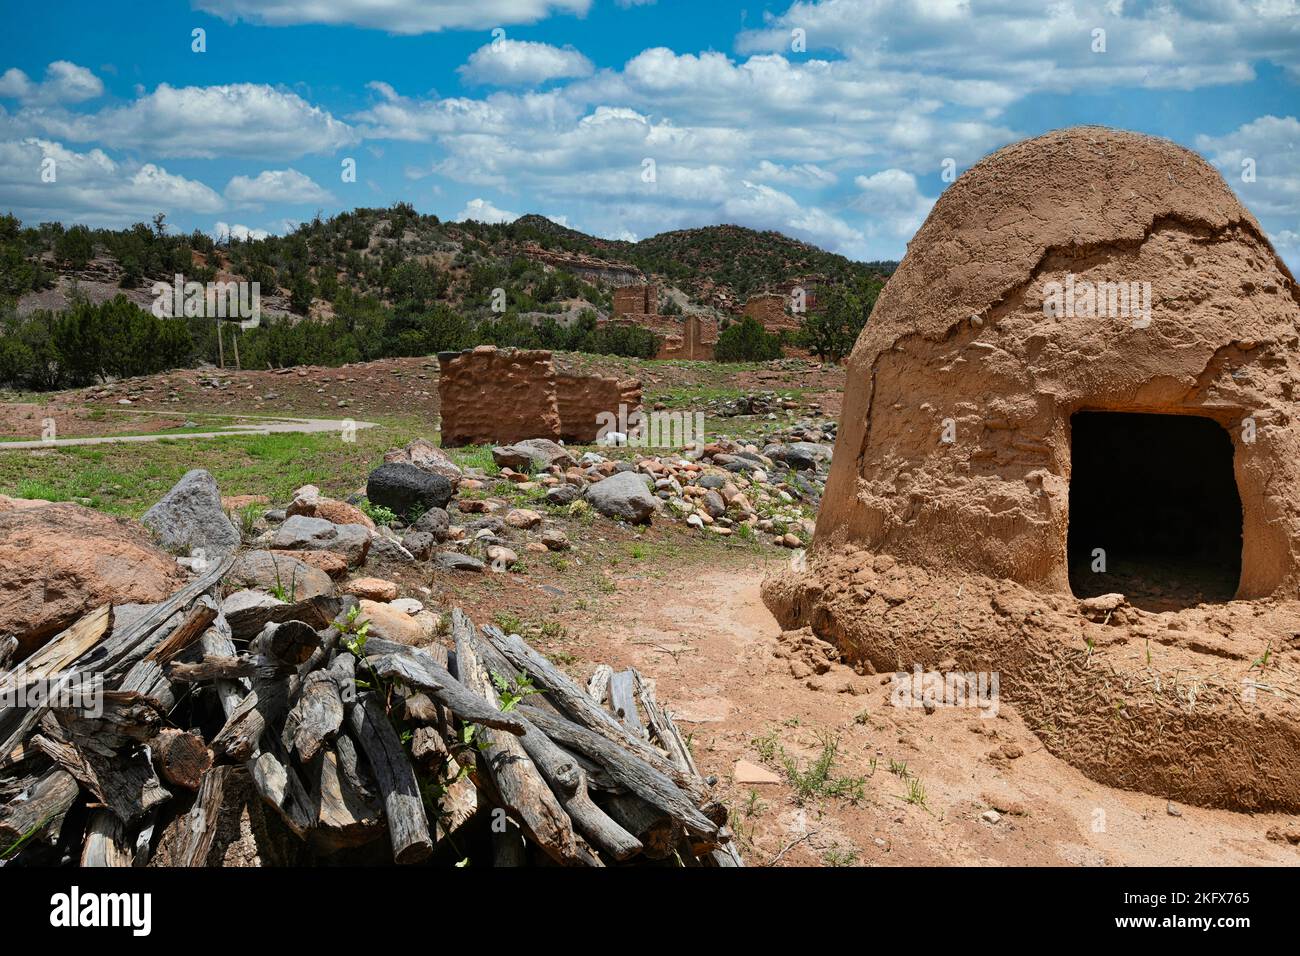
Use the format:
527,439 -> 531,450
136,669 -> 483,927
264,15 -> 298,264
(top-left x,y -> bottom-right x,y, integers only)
568,564 -> 1299,867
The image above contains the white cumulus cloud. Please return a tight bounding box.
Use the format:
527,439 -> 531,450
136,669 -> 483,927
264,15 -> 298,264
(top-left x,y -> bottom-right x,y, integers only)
225,168 -> 335,206
0,61 -> 103,105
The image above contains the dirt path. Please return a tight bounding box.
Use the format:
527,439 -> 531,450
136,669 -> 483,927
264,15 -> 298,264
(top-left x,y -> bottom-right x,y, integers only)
0,410 -> 375,450
572,564 -> 1298,866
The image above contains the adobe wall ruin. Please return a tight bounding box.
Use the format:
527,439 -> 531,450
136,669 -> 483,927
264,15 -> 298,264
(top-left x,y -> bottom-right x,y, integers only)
763,127 -> 1300,812
438,346 -> 642,447
612,283 -> 657,318
742,292 -> 800,333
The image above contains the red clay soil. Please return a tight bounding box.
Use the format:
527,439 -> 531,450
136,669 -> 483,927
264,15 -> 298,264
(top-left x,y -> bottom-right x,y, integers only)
572,563 -> 1299,866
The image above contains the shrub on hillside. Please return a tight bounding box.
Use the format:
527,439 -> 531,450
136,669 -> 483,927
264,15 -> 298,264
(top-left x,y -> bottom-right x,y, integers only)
714,315 -> 783,363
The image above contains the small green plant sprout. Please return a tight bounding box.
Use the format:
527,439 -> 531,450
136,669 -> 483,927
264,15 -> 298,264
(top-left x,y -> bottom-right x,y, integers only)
1250,642 -> 1274,671
268,554 -> 299,602
340,604 -> 372,658
362,500 -> 398,527
902,776 -> 930,812
491,670 -> 542,713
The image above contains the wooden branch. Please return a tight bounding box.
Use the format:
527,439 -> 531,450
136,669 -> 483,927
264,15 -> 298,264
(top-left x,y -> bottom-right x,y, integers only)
167,655 -> 258,682
517,703 -> 718,842
483,627 -> 705,802
452,610 -> 578,865
608,669 -> 646,739
586,664 -> 613,705
312,743 -> 382,853
80,810 -> 132,867
364,651 -> 527,735
346,692 -> 432,864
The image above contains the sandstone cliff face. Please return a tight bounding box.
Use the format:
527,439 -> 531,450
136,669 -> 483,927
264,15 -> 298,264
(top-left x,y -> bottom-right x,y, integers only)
817,126 -> 1300,598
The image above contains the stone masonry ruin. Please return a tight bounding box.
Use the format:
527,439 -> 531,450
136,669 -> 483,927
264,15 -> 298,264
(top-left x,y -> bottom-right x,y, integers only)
438,346 -> 642,447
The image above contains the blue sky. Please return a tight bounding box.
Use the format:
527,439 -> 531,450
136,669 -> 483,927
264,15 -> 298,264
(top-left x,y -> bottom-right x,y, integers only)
1,0 -> 1297,266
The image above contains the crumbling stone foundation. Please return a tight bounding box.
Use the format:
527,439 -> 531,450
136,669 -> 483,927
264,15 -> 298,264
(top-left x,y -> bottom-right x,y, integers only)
438,346 -> 641,447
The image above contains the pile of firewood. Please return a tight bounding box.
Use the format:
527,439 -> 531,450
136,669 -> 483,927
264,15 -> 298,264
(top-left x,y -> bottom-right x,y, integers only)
0,556 -> 741,867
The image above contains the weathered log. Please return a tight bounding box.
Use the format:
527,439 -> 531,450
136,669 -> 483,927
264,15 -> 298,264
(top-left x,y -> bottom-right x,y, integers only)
364,651 -> 527,736
608,669 -> 646,738
0,635 -> 17,670
143,596 -> 218,665
150,728 -> 212,791
453,610 -> 578,865
346,692 -> 432,864
483,627 -> 705,802
586,663 -> 614,705
459,628 -> 640,861
30,729 -> 168,824
284,656 -> 348,762
2,604 -> 110,688
312,743 -> 383,853
517,703 -> 718,842
81,810 -> 132,867
0,765 -> 78,849
211,620 -> 321,761
601,794 -> 677,860
225,593 -> 343,642
167,655 -> 258,682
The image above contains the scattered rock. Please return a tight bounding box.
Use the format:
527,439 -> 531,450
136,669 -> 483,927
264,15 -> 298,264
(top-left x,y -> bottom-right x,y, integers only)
365,462 -> 453,519
436,552 -> 486,573
486,544 -> 519,568
733,759 -> 782,785
492,438 -> 575,471
585,471 -> 659,524
540,528 -> 571,551
0,503 -> 186,658
272,548 -> 348,579
270,515 -> 370,566
545,484 -> 581,506
230,550 -> 334,600
357,599 -> 425,646
504,508 -> 543,530
141,469 -> 240,557
384,438 -> 463,485
400,531 -> 437,561
411,507 -> 451,541
981,810 -> 1002,825
344,577 -> 400,602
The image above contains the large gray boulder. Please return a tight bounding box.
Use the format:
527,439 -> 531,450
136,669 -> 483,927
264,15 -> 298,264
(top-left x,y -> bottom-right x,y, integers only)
585,471 -> 659,525
142,469 -> 240,557
270,515 -> 370,566
492,439 -> 575,472
366,463 -> 453,519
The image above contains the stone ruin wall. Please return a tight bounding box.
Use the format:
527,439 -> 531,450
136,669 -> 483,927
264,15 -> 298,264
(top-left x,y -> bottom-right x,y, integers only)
556,373 -> 643,443
742,292 -> 800,333
612,283 -> 657,318
438,346 -> 642,446
437,346 -> 561,447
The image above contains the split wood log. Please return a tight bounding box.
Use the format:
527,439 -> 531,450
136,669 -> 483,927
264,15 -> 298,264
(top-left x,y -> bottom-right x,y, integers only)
460,627 -> 640,861
312,742 -> 383,853
0,766 -> 78,849
284,655 -> 349,762
80,810 -> 132,867
0,636 -> 16,670
346,692 -> 432,864
608,669 -> 646,739
30,730 -> 168,824
224,593 -> 342,642
156,764 -> 231,866
586,663 -> 613,705
516,703 -> 718,843
2,604 -> 111,689
167,655 -> 258,682
150,728 -> 212,791
483,627 -> 705,802
143,596 -> 218,665
452,610 -> 578,865
602,794 -> 676,860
